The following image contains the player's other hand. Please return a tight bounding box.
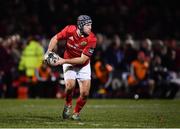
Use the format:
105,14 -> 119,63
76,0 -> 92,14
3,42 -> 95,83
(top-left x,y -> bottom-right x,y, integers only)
54,57 -> 65,66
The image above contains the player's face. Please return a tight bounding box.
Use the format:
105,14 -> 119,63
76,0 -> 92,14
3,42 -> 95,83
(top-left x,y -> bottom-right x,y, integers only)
83,23 -> 92,35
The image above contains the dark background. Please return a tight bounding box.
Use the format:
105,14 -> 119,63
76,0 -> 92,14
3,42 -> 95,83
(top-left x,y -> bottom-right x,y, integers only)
0,0 -> 180,39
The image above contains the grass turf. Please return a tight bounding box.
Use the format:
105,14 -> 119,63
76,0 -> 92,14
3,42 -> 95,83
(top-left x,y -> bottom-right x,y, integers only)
0,99 -> 180,128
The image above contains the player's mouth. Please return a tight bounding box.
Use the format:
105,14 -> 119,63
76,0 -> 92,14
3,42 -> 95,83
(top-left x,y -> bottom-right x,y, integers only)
87,30 -> 91,34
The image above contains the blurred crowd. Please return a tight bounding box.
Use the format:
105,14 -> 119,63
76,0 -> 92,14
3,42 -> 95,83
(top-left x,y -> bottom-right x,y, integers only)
0,0 -> 180,39
92,34 -> 180,99
0,34 -> 180,99
0,0 -> 180,99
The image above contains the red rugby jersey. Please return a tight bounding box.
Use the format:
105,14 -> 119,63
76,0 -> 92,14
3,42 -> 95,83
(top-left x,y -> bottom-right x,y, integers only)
56,25 -> 97,66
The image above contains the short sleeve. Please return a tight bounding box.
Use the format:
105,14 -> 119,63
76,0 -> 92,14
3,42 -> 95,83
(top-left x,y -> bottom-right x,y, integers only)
56,25 -> 76,40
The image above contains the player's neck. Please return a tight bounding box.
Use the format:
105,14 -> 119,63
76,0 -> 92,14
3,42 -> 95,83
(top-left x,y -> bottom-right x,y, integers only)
76,29 -> 84,38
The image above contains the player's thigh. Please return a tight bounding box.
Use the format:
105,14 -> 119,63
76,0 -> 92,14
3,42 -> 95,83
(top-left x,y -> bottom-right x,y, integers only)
63,64 -> 76,80
78,80 -> 91,96
65,79 -> 76,89
77,63 -> 91,80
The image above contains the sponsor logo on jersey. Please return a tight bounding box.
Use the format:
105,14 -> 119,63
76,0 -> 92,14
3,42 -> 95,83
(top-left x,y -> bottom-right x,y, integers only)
80,41 -> 87,46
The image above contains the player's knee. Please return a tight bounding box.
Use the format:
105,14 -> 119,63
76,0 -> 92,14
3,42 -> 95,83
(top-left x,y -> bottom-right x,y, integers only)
80,92 -> 89,99
65,88 -> 73,94
65,82 -> 74,89
65,84 -> 74,94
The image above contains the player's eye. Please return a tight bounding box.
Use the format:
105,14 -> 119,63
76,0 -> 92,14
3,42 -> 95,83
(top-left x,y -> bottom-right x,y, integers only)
85,23 -> 92,27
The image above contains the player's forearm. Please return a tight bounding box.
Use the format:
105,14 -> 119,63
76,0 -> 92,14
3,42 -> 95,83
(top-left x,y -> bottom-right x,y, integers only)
48,35 -> 58,51
64,57 -> 87,65
63,54 -> 89,65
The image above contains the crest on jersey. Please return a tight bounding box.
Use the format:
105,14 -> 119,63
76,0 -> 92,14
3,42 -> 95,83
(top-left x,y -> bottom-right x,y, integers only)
80,41 -> 87,46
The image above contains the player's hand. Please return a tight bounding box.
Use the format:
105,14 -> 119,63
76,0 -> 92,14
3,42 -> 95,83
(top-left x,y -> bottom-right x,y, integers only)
53,57 -> 65,66
44,51 -> 61,66
44,51 -> 52,62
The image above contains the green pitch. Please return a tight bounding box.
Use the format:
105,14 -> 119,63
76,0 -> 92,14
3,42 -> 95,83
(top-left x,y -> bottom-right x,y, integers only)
0,99 -> 180,128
